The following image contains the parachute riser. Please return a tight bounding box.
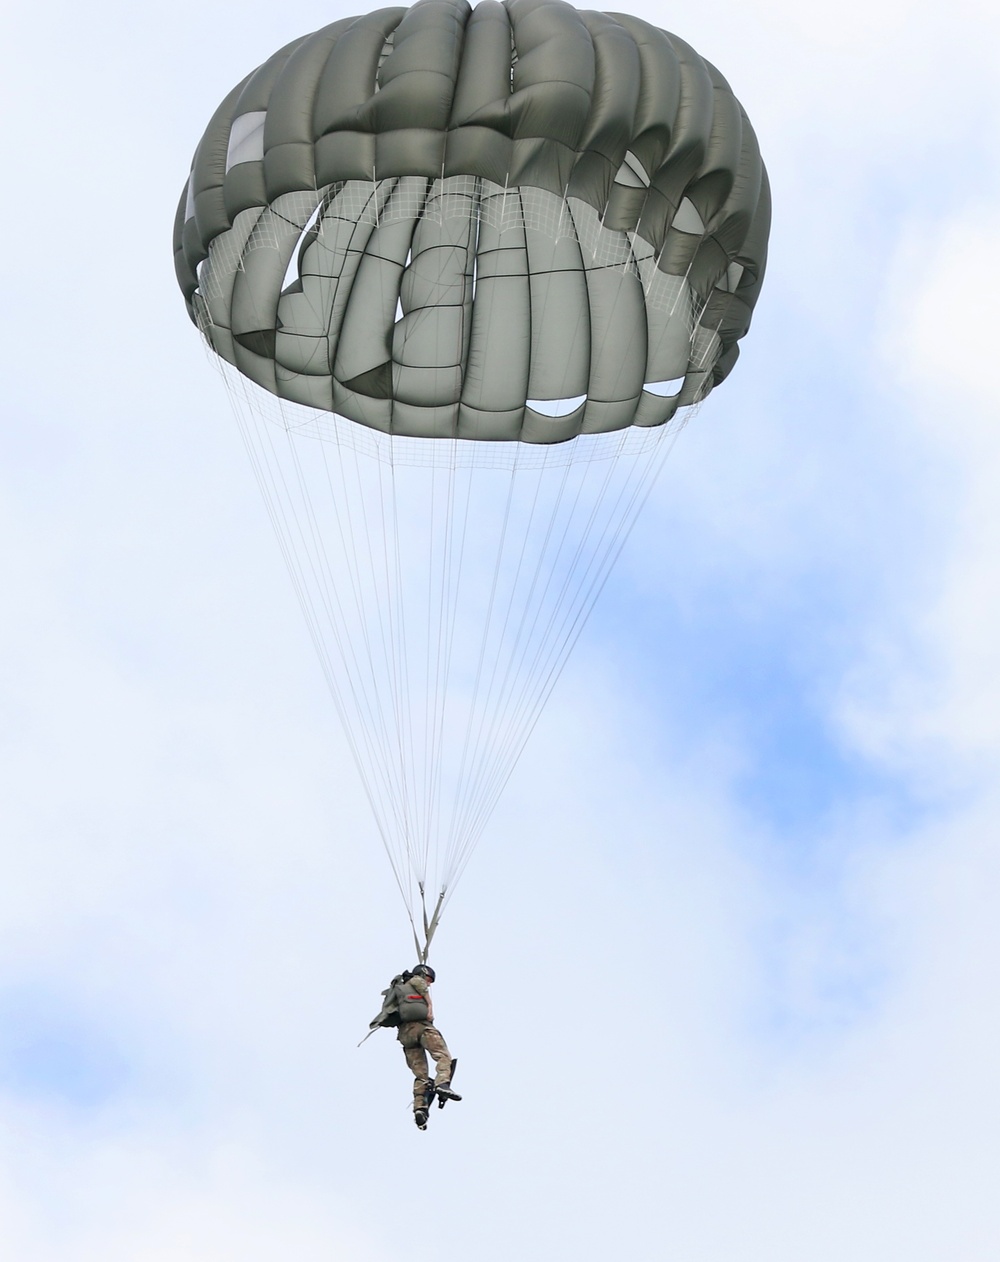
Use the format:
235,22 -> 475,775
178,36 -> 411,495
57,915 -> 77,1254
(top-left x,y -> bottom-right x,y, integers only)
415,883 -> 446,963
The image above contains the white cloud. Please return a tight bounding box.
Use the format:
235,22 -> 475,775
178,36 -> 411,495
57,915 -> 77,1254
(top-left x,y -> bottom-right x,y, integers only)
839,200 -> 1000,771
0,1121 -> 396,1262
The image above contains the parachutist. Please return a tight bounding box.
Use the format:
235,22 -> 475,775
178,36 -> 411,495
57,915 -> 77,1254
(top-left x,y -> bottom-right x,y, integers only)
369,963 -> 462,1127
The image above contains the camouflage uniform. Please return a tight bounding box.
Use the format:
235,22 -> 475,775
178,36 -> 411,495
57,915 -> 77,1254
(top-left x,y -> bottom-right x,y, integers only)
398,1021 -> 454,1107
395,974 -> 455,1111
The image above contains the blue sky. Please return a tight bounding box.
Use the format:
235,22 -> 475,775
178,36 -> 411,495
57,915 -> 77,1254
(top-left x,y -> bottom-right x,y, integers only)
2,0 -> 999,1257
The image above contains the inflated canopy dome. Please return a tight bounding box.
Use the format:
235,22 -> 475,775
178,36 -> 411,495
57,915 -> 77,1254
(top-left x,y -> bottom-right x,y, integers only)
175,0 -> 770,442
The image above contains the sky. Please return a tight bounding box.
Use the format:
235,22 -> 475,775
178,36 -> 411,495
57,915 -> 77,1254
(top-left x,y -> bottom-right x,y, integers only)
1,0 -> 999,1257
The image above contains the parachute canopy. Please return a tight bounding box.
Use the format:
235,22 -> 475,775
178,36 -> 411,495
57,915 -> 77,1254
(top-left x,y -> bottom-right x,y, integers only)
175,0 -> 769,958
175,0 -> 769,443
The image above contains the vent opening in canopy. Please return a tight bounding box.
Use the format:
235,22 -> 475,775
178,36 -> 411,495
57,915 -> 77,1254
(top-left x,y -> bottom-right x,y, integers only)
280,200 -> 326,293
642,378 -> 685,398
526,395 -> 588,418
225,111 -> 267,172
613,151 -> 650,188
671,197 -> 705,235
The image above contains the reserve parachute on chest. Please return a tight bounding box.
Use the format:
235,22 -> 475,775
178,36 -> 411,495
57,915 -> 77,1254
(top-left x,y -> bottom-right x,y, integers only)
174,0 -> 770,959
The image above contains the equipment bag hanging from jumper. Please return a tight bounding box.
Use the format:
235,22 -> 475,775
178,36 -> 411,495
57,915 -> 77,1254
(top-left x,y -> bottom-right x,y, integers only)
394,978 -> 430,1023
368,969 -> 432,1031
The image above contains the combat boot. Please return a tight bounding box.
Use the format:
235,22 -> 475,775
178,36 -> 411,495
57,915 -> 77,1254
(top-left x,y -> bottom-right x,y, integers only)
414,1108 -> 429,1130
436,1082 -> 462,1103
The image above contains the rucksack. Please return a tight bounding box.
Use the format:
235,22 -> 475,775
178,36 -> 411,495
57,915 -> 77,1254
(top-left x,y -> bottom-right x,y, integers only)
392,977 -> 430,1022
370,970 -> 429,1028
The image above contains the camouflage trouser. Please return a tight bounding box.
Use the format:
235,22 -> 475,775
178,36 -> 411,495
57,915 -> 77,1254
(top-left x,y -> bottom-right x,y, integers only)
397,1021 -> 454,1110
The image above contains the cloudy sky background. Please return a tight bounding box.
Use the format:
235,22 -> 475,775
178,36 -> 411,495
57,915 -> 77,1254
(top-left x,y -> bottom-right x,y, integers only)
2,0 -> 999,1256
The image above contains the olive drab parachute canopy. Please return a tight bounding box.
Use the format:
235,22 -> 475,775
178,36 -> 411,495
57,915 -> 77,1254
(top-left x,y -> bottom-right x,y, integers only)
174,0 -> 769,431
175,0 -> 769,958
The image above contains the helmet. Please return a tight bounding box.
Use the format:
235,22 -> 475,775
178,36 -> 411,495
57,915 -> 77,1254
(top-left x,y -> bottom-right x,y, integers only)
413,964 -> 436,982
